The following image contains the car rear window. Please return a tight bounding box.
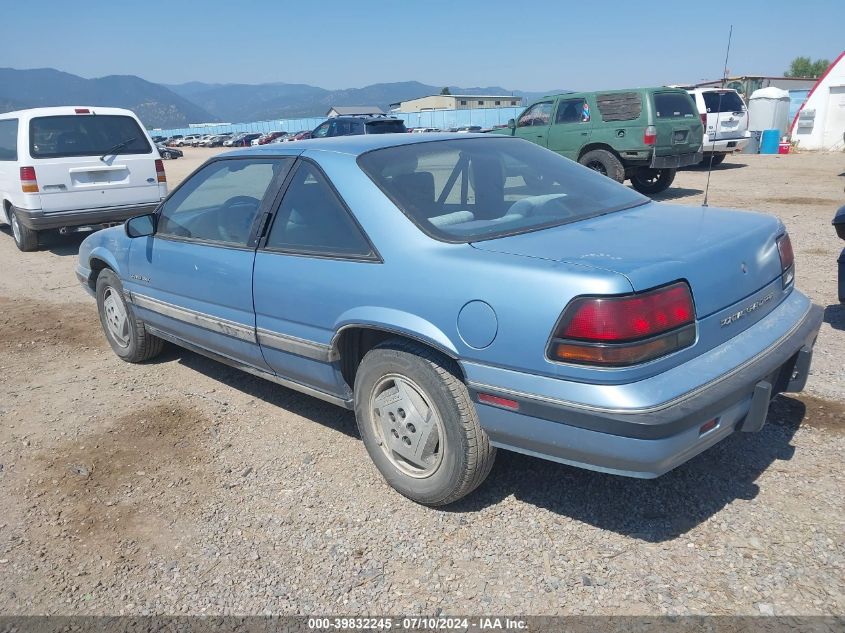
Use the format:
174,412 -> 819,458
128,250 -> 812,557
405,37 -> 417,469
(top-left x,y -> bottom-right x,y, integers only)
365,120 -> 407,134
0,119 -> 18,161
653,93 -> 697,119
702,91 -> 746,113
596,92 -> 643,122
358,137 -> 647,243
29,115 -> 151,159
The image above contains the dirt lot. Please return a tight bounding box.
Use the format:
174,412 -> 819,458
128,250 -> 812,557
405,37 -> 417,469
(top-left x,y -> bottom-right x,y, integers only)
0,147 -> 843,616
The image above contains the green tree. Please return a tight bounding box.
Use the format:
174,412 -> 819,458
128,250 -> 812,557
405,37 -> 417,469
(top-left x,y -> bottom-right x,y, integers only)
785,56 -> 831,78
440,87 -> 451,95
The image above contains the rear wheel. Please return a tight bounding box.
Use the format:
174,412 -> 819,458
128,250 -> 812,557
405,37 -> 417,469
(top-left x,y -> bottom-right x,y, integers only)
354,339 -> 496,506
9,210 -> 39,252
96,269 -> 164,363
578,149 -> 625,183
630,167 -> 676,195
706,153 -> 726,166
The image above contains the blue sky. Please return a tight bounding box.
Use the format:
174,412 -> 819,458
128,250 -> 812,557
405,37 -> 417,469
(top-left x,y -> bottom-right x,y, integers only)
2,0 -> 842,91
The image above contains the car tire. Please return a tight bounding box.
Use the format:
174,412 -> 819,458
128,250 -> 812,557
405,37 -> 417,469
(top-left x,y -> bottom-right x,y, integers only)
95,269 -> 164,363
630,167 -> 676,195
162,151 -> 172,160
578,149 -> 625,183
9,210 -> 39,252
707,153 -> 726,166
354,339 -> 496,506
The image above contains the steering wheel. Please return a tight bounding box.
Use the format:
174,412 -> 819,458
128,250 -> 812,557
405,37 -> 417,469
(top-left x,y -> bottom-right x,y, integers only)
217,195 -> 260,243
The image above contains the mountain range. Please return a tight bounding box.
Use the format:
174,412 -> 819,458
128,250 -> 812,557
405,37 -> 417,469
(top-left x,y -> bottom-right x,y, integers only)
1,68 -> 562,128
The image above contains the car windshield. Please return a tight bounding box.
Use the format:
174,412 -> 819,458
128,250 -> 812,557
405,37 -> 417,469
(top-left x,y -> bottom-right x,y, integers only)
702,91 -> 746,113
357,137 -> 648,242
29,115 -> 151,159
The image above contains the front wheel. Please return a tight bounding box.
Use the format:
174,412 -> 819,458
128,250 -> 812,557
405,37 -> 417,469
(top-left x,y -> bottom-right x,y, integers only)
9,210 -> 39,251
354,339 -> 496,506
96,269 -> 164,363
630,167 -> 676,195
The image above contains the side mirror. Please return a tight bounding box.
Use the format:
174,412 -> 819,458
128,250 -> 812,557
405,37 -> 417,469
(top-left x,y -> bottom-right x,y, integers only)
125,213 -> 156,238
508,118 -> 516,130
834,205 -> 845,241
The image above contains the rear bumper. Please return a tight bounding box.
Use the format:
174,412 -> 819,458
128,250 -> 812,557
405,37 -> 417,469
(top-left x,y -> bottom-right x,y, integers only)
703,136 -> 751,153
651,151 -> 703,169
13,202 -> 160,231
464,293 -> 822,478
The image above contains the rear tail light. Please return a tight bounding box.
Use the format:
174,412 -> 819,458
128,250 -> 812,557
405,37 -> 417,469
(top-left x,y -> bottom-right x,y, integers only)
547,282 -> 696,366
643,125 -> 657,145
777,233 -> 795,287
20,166 -> 38,193
155,159 -> 166,183
700,113 -> 708,132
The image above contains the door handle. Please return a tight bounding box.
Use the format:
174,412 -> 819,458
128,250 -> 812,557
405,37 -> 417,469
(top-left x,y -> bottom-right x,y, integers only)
581,131 -> 589,135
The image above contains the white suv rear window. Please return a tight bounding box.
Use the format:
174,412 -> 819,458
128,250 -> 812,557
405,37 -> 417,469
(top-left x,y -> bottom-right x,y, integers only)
29,115 -> 151,159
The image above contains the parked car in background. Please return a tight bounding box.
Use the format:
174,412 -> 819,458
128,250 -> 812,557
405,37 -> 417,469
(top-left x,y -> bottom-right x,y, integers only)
157,143 -> 183,160
259,131 -> 288,145
230,133 -> 262,147
76,134 -> 820,505
207,134 -> 232,147
494,87 -> 703,194
151,135 -> 167,144
456,126 -> 483,133
175,135 -> 200,147
412,127 -> 442,134
0,105 -> 167,251
288,130 -> 312,141
192,134 -> 215,147
311,115 -> 407,139
165,135 -> 183,146
223,133 -> 246,147
687,88 -> 750,165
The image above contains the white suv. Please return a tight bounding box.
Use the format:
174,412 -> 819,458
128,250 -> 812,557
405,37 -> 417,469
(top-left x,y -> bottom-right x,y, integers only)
687,88 -> 750,165
0,106 -> 166,251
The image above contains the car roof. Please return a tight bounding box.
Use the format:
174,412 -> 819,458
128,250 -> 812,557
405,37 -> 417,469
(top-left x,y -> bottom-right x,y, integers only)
224,132 -> 494,158
0,105 -> 141,120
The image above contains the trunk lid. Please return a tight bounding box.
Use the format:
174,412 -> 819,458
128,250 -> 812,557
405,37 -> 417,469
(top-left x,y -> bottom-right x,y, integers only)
650,90 -> 703,157
34,155 -> 161,212
470,202 -> 785,319
28,112 -> 161,213
701,89 -> 749,141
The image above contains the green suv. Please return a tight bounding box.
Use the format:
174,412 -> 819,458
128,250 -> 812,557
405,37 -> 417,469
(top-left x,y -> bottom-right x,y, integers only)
494,88 -> 703,194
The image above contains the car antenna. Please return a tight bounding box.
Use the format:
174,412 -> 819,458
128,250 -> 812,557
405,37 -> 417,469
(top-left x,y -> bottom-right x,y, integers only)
703,24 -> 733,208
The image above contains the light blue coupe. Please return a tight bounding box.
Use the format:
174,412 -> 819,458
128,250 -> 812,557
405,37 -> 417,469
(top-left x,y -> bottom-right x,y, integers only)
76,134 -> 822,505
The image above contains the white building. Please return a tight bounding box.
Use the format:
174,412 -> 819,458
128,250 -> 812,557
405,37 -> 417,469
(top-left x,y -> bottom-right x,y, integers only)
790,52 -> 845,151
390,94 -> 524,113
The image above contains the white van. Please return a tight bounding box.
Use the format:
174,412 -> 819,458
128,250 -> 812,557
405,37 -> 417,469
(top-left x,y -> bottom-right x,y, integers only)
687,88 -> 751,165
0,106 -> 167,251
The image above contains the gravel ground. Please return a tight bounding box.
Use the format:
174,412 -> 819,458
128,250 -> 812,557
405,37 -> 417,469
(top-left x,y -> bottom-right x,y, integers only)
0,147 -> 843,616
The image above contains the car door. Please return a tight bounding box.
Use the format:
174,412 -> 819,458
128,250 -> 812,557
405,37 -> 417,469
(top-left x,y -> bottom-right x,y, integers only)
252,159 -> 380,397
125,156 -> 294,370
512,101 -> 553,148
547,97 -> 593,160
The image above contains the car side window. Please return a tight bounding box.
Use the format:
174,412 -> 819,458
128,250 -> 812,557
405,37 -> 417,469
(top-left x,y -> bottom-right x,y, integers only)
157,158 -> 288,245
265,162 -> 374,258
555,98 -> 590,124
517,102 -> 553,127
0,119 -> 17,160
312,122 -> 330,138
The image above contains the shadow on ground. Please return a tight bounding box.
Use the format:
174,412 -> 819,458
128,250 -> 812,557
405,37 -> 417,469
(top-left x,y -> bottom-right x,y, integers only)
152,346 -> 812,542
824,303 -> 844,331
683,161 -> 748,172
0,226 -> 87,256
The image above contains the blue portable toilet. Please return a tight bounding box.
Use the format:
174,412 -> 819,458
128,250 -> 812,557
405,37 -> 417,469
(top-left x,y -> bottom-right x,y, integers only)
759,129 -> 781,154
